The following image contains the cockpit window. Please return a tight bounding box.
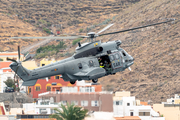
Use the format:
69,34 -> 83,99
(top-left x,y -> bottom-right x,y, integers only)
110,55 -> 115,61
78,63 -> 83,69
115,53 -> 120,59
122,51 -> 126,56
89,60 -> 94,67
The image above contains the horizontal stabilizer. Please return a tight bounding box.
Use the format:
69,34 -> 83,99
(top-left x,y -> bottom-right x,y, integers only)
22,79 -> 37,86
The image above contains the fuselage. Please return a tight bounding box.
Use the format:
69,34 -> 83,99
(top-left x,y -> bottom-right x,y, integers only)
10,40 -> 134,85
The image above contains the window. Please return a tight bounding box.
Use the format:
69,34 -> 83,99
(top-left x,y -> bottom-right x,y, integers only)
81,101 -> 88,106
89,60 -> 94,67
71,101 -> 78,106
47,86 -> 51,91
42,64 -> 45,66
139,112 -> 150,116
80,87 -> 95,92
110,55 -> 115,61
130,112 -> 133,116
55,76 -> 59,79
40,101 -> 49,105
61,101 -> 67,105
127,103 -> 130,106
78,63 -> 83,69
91,101 -> 99,106
48,76 -> 51,79
122,51 -> 126,56
115,53 -> 120,59
36,86 -> 40,91
113,100 -> 123,105
39,109 -> 46,114
29,88 -> 31,93
51,109 -> 55,114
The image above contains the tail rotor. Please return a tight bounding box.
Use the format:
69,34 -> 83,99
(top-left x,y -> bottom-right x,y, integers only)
6,46 -> 32,91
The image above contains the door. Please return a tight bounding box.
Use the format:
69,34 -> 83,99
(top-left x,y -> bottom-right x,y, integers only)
109,52 -> 122,70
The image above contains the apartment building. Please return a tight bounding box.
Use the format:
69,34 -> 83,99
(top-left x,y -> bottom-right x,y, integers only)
153,94 -> 180,120
38,81 -> 113,112
113,91 -> 165,120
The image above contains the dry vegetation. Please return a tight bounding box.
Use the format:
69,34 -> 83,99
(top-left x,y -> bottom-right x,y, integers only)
0,0 -> 180,104
97,0 -> 180,103
0,13 -> 45,51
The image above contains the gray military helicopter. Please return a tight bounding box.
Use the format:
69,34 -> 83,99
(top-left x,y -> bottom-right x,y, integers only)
8,19 -> 174,86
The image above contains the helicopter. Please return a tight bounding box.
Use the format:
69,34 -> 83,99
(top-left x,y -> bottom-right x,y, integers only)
8,18 -> 174,86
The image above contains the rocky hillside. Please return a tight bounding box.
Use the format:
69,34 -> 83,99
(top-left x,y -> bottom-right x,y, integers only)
0,0 -> 139,34
0,13 -> 45,51
97,0 -> 180,104
0,0 -> 180,104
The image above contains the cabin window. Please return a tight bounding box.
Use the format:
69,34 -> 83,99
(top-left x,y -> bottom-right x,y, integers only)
78,63 -> 83,69
110,55 -> 115,61
89,60 -> 94,67
115,53 -> 120,59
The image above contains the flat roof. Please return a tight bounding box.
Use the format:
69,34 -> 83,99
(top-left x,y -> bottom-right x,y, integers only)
114,116 -> 141,120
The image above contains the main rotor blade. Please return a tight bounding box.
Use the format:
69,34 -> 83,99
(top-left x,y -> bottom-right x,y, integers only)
97,24 -> 114,35
18,46 -> 20,61
7,57 -> 17,63
10,36 -> 89,39
99,19 -> 175,36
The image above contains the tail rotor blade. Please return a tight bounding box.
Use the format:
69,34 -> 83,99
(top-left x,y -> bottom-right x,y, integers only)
22,56 -> 32,62
18,46 -> 20,61
7,57 -> 17,63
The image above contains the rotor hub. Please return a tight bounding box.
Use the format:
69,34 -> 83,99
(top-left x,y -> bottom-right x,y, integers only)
87,32 -> 96,38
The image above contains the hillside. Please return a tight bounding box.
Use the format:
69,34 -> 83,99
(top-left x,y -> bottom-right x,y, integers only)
97,0 -> 180,104
0,0 -> 139,34
0,13 -> 45,51
0,0 -> 180,104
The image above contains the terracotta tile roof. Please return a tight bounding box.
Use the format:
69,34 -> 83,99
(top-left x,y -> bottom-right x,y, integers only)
0,61 -> 12,69
0,52 -> 23,56
140,102 -> 149,106
114,116 -> 141,120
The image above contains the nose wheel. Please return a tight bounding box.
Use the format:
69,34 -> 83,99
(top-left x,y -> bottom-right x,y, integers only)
92,79 -> 98,83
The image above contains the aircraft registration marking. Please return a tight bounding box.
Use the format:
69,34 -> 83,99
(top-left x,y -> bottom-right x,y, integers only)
113,62 -> 120,68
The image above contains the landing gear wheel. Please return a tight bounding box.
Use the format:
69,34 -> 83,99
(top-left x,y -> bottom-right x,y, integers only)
70,81 -> 76,84
92,79 -> 98,83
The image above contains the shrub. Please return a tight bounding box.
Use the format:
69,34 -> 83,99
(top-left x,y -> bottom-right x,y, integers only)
79,28 -> 83,33
72,38 -> 83,45
43,27 -> 51,34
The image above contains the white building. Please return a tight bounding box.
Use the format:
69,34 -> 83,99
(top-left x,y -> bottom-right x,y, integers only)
23,99 -> 61,114
0,64 -> 14,93
113,91 -> 165,120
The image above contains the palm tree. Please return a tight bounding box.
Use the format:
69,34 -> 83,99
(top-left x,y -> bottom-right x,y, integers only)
50,103 -> 88,120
